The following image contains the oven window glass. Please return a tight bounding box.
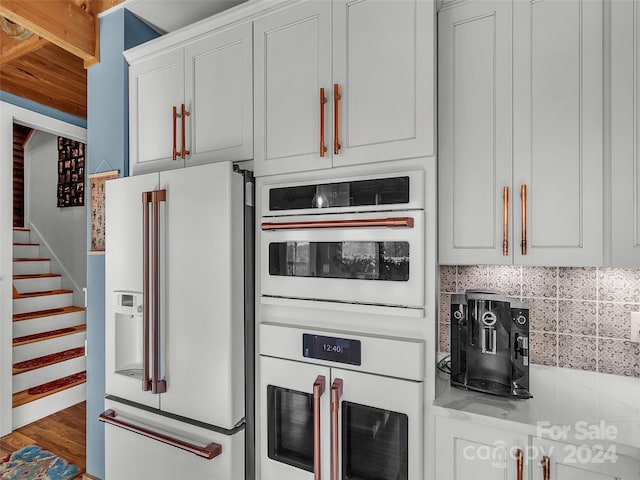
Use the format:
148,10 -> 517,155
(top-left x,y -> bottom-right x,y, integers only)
342,402 -> 409,480
269,242 -> 410,281
267,386 -> 314,472
269,176 -> 410,211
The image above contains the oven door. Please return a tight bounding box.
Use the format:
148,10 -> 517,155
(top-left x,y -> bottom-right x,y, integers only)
332,369 -> 423,480
261,211 -> 424,307
260,356 -> 331,480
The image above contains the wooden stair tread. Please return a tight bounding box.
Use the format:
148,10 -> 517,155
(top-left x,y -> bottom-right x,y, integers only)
13,371 -> 86,408
13,243 -> 40,246
13,347 -> 85,375
13,227 -> 29,232
13,306 -> 85,322
14,289 -> 73,299
13,273 -> 61,280
13,258 -> 50,262
13,325 -> 87,347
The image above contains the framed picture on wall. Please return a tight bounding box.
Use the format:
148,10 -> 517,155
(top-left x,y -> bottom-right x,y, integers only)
88,170 -> 119,252
57,137 -> 85,207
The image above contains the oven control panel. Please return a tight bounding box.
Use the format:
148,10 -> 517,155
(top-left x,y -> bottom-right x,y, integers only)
303,334 -> 361,366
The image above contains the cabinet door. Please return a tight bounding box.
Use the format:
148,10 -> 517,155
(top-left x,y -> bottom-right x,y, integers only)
254,1 -> 332,177
438,0 -> 513,265
260,356 -> 331,480
435,416 -> 529,480
513,0 -> 603,266
184,23 -> 253,166
159,163 -> 245,429
611,0 -> 640,267
331,0 -> 434,167
532,438 -> 640,480
129,48 -> 185,175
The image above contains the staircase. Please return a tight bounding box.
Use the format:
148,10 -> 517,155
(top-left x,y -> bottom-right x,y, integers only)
11,227 -> 86,429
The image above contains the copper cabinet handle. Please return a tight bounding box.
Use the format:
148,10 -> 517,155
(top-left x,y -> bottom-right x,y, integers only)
503,187 -> 509,256
541,455 -> 550,480
172,106 -> 178,161
313,375 -> 326,480
261,217 -> 414,231
516,449 -> 524,480
142,192 -> 152,392
331,378 -> 343,480
99,409 -> 222,459
521,184 -> 527,255
181,104 -> 190,158
334,83 -> 341,155
320,88 -> 328,157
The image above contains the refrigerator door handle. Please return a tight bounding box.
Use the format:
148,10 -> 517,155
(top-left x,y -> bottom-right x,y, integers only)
143,189 -> 167,394
99,409 -> 222,459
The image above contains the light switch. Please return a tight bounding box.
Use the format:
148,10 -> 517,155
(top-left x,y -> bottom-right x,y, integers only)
631,312 -> 640,343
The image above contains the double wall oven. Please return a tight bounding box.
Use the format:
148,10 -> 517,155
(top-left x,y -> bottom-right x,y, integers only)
259,171 -> 427,480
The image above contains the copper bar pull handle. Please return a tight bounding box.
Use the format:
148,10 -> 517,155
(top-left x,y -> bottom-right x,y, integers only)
261,217 -> 414,231
320,88 -> 327,157
142,192 -> 152,391
151,190 -> 167,394
172,106 -> 178,161
313,375 -> 326,480
503,187 -> 509,256
521,184 -> 528,255
331,378 -> 343,480
181,104 -> 190,158
99,410 -> 222,459
334,83 -> 341,155
541,455 -> 550,480
516,449 -> 524,480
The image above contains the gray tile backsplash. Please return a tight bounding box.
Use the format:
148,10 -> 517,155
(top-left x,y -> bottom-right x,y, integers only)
438,265 -> 640,378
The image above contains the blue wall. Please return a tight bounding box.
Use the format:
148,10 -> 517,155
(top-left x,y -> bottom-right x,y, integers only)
86,10 -> 158,478
0,91 -> 87,128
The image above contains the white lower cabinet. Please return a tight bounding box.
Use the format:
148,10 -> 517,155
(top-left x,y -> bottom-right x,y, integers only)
436,416 -> 640,480
531,438 -> 640,480
435,416 -> 529,480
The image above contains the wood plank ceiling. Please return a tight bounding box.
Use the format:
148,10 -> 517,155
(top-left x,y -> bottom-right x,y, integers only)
0,0 -> 123,118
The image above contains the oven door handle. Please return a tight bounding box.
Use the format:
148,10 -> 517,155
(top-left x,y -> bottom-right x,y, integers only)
313,375 -> 326,480
331,378 -> 343,480
261,217 -> 414,231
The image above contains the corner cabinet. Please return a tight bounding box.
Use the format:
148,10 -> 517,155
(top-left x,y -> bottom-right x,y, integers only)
438,0 -> 604,266
128,23 -> 253,176
253,0 -> 435,177
611,0 -> 640,267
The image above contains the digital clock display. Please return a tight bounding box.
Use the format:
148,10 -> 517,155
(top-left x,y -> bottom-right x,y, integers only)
302,334 -> 361,365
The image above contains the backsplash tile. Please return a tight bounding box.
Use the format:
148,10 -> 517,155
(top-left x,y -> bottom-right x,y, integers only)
439,265 -> 640,378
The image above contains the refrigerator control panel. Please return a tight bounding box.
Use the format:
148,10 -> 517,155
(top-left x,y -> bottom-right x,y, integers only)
114,291 -> 143,315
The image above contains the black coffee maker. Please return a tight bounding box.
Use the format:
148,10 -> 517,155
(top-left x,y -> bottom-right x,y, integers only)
450,290 -> 532,399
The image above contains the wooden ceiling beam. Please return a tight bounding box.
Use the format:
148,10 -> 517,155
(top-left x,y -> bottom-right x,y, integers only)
0,31 -> 48,65
0,0 -> 98,66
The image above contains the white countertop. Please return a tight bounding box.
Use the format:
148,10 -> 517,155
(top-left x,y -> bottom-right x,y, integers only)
434,365 -> 640,456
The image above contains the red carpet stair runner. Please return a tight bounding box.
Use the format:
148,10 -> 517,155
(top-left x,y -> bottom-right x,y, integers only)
12,227 -> 86,428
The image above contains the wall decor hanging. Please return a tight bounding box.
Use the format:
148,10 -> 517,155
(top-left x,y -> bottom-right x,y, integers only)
57,137 -> 85,207
89,170 -> 120,252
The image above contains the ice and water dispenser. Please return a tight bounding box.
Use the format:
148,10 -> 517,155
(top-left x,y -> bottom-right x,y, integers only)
113,291 -> 144,379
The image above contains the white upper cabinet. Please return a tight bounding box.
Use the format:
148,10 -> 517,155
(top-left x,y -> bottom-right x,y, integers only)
129,49 -> 185,175
512,0 -> 603,266
438,0 -> 513,265
611,0 -> 640,267
438,0 -> 604,266
129,22 -> 253,176
254,0 -> 435,177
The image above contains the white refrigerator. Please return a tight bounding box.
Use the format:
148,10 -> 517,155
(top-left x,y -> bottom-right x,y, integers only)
101,162 -> 254,479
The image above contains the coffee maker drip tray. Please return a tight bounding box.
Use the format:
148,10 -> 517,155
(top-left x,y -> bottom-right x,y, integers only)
461,378 -> 533,399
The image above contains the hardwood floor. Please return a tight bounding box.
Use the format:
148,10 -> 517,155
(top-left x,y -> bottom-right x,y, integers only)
0,402 -> 86,473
